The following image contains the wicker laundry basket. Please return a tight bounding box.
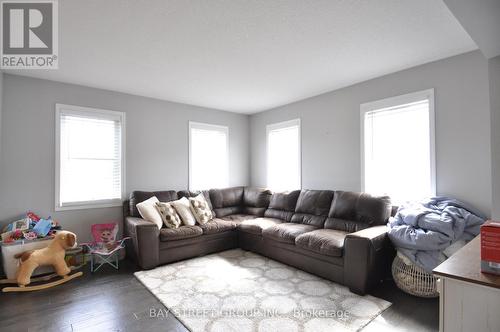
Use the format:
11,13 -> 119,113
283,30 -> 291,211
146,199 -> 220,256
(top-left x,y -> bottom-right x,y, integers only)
392,251 -> 439,298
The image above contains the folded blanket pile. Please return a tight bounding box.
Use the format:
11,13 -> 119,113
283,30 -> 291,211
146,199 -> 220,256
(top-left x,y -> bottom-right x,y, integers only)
388,197 -> 486,272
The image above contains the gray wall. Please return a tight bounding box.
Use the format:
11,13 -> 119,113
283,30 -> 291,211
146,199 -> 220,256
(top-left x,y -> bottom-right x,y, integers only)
250,51 -> 492,216
0,71 -> 2,168
490,56 -> 500,219
0,74 -> 249,241
443,0 -> 500,59
0,50 -> 495,243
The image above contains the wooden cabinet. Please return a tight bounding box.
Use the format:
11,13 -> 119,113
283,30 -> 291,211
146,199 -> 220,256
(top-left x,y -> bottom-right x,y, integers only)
434,237 -> 500,332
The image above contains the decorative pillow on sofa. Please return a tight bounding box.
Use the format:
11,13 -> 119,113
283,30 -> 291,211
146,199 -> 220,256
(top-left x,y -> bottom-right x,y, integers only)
136,196 -> 163,229
189,193 -> 214,225
171,197 -> 197,226
155,202 -> 182,229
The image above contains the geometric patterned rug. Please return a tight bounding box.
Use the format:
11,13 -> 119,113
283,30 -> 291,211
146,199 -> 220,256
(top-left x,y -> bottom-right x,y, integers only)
134,249 -> 391,332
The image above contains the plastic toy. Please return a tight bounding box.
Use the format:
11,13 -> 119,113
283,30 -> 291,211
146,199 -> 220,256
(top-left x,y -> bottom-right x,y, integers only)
26,212 -> 40,222
23,231 -> 38,241
1,212 -> 61,243
33,218 -> 52,236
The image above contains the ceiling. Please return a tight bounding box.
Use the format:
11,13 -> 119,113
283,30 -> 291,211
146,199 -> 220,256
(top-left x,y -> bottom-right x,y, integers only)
5,0 -> 477,114
443,0 -> 500,59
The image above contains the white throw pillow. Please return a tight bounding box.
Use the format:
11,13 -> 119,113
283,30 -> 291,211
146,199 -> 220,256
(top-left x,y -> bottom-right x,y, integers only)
171,197 -> 197,226
136,196 -> 163,229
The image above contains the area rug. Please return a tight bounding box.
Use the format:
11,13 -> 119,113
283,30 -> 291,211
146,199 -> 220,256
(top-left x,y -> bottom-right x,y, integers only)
134,249 -> 391,332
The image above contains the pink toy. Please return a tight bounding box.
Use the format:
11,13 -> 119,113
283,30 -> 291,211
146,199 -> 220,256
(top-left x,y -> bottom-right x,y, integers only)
91,223 -> 118,249
81,223 -> 130,272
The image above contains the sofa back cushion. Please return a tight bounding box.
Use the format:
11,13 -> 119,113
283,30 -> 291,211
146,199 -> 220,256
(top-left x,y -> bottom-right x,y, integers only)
129,190 -> 177,217
325,191 -> 391,232
264,190 -> 300,222
290,189 -> 334,227
242,187 -> 272,216
209,186 -> 244,217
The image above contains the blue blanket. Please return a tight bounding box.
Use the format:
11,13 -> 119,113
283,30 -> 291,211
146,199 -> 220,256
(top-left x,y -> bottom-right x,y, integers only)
388,197 -> 485,272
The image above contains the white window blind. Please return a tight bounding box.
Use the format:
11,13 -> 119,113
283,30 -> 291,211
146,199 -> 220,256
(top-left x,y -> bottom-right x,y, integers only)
361,90 -> 435,205
56,104 -> 124,210
189,122 -> 229,190
267,119 -> 301,192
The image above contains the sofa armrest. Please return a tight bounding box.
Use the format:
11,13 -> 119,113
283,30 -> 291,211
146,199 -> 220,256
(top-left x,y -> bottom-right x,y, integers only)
343,225 -> 394,295
125,217 -> 160,269
346,225 -> 388,250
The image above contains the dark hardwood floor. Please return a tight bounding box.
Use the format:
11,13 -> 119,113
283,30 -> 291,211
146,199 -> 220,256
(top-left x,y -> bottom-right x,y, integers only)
0,259 -> 438,332
365,279 -> 439,332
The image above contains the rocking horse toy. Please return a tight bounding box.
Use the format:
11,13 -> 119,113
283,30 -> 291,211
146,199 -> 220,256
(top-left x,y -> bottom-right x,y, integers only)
0,230 -> 83,292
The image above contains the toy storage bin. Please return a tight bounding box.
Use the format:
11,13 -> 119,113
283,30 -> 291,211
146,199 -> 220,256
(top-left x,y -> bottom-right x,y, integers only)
1,238 -> 54,279
392,251 -> 439,298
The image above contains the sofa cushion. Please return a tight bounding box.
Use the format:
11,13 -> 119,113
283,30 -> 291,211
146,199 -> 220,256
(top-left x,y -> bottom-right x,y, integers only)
220,214 -> 258,223
325,191 -> 392,232
242,187 -> 272,216
212,206 -> 243,218
295,189 -> 335,216
130,190 -> 178,217
160,225 -> 203,241
264,190 -> 301,221
262,223 -> 317,244
210,187 -> 244,217
199,219 -> 237,235
295,229 -> 348,257
291,189 -> 334,227
238,217 -> 283,235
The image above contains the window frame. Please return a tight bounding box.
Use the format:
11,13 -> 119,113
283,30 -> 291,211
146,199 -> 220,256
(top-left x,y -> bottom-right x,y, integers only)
360,89 -> 436,200
266,118 -> 302,191
55,103 -> 126,211
188,121 -> 229,191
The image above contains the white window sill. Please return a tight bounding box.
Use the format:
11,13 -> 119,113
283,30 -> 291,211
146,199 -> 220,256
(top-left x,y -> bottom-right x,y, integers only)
55,201 -> 123,211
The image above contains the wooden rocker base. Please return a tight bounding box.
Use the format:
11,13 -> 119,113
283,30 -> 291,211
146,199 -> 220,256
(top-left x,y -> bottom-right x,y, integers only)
1,271 -> 83,293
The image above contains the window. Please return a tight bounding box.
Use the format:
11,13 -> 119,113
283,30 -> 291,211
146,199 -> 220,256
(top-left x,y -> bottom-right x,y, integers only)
267,119 -> 301,192
189,122 -> 229,190
55,104 -> 125,210
361,89 -> 435,204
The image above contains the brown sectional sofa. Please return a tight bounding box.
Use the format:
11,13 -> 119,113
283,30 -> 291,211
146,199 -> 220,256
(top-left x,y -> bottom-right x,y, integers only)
124,186 -> 394,295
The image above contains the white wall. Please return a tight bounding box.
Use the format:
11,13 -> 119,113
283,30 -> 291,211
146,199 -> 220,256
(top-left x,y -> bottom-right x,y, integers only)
250,51 -> 492,216
0,74 -> 249,241
490,56 -> 500,219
